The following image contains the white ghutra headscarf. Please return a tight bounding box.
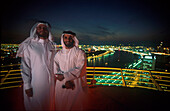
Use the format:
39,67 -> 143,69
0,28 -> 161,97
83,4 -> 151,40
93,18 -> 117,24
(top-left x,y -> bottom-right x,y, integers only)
16,21 -> 54,57
61,30 -> 79,49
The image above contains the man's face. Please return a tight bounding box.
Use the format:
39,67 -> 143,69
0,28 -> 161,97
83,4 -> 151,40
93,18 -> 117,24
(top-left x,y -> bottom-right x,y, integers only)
36,24 -> 49,38
63,34 -> 75,48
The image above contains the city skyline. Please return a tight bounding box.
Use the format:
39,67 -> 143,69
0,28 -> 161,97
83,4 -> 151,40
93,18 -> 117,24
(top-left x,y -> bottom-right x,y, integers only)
1,0 -> 170,47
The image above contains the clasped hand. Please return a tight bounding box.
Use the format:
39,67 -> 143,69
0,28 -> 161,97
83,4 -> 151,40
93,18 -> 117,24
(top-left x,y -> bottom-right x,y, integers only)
64,80 -> 75,90
56,74 -> 64,81
25,88 -> 33,97
56,74 -> 75,90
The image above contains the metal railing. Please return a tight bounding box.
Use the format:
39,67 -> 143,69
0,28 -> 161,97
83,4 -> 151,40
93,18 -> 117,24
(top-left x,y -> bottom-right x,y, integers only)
87,67 -> 170,92
0,69 -> 22,89
1,65 -> 170,92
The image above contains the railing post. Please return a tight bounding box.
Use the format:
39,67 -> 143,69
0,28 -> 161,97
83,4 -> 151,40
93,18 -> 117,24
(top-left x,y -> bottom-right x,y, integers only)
1,70 -> 10,84
121,68 -> 126,86
149,71 -> 163,91
91,56 -> 96,86
92,65 -> 95,86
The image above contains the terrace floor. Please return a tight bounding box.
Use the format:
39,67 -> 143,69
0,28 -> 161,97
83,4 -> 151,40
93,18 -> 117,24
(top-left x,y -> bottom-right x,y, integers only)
0,86 -> 170,111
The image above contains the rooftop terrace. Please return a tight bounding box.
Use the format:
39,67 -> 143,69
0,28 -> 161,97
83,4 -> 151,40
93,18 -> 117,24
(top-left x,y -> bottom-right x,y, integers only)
1,86 -> 169,111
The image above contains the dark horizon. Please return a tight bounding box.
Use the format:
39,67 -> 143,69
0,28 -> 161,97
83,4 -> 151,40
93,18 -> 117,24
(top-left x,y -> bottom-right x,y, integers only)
1,40 -> 168,48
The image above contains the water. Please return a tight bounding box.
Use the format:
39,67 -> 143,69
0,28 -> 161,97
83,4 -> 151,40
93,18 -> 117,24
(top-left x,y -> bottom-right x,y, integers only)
87,51 -> 140,68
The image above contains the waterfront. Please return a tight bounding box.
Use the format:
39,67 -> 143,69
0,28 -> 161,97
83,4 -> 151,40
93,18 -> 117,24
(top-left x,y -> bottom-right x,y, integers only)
1,44 -> 170,92
87,50 -> 140,68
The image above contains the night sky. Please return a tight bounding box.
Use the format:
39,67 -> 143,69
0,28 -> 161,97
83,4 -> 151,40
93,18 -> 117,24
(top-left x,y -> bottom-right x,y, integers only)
1,0 -> 170,47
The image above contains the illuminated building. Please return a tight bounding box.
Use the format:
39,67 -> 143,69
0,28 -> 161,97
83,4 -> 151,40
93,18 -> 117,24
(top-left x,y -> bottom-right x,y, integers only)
141,55 -> 156,70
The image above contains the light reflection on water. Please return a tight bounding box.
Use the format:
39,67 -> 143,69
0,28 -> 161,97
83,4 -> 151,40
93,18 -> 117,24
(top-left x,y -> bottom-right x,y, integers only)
87,51 -> 140,68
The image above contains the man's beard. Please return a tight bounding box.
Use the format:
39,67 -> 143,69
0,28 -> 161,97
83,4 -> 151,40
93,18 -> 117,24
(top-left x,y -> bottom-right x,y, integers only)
36,32 -> 49,39
64,41 -> 75,48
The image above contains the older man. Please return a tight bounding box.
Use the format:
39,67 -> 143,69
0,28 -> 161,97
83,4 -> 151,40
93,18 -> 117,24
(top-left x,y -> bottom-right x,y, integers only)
54,30 -> 87,110
17,21 -> 55,110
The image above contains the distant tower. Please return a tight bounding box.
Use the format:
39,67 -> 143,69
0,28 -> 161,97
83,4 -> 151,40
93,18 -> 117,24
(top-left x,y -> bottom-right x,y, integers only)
157,42 -> 164,52
118,48 -> 120,61
142,55 -> 156,70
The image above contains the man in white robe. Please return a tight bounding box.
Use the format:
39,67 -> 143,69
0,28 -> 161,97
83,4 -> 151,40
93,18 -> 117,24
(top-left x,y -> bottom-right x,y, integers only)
54,30 -> 87,110
17,21 -> 55,110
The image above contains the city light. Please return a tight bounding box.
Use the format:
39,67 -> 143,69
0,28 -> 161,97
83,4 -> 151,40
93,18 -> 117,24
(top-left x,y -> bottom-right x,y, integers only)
1,43 -> 170,91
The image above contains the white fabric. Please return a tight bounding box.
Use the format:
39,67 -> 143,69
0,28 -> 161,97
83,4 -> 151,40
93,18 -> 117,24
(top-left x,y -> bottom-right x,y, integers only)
54,36 -> 87,110
18,22 -> 56,110
61,34 -> 79,49
16,22 -> 54,57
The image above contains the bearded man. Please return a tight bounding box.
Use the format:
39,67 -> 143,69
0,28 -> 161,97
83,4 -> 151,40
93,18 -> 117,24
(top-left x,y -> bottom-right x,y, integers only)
54,30 -> 87,110
17,21 -> 55,110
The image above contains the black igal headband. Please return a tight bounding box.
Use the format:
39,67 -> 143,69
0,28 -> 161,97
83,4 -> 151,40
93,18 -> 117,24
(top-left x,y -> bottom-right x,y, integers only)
63,30 -> 76,36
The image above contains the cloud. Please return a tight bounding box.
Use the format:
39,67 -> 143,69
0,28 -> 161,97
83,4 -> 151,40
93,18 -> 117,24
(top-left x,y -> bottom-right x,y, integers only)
97,25 -> 109,31
78,30 -> 119,45
88,25 -> 118,41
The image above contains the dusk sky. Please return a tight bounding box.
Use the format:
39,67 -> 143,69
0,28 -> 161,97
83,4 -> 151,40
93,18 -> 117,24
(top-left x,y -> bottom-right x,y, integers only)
1,0 -> 170,47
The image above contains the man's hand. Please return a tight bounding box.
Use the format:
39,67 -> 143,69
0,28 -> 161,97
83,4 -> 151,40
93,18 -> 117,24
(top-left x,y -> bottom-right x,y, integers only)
25,88 -> 33,97
56,74 -> 64,81
65,81 -> 75,90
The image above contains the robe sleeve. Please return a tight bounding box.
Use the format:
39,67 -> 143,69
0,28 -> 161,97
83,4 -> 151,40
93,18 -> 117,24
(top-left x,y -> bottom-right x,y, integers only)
54,54 -> 63,74
64,50 -> 86,81
54,54 -> 59,74
21,48 -> 32,90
